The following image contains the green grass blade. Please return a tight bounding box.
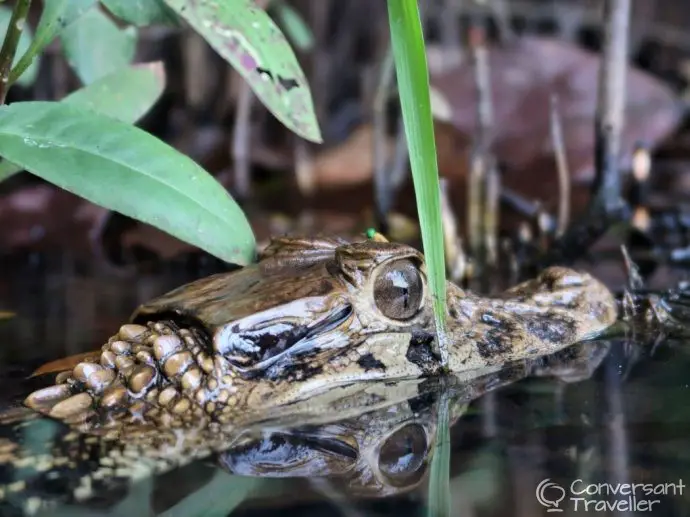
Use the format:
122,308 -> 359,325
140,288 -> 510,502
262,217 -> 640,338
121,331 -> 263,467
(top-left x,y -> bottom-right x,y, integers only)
387,0 -> 447,361
426,396 -> 453,517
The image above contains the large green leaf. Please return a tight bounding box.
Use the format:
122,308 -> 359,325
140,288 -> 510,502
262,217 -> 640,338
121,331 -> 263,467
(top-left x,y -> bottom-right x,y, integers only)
387,0 -> 448,359
9,0 -> 98,84
163,0 -> 322,143
100,0 -> 179,27
0,5 -> 37,87
60,6 -> 137,85
0,62 -> 167,181
0,101 -> 255,265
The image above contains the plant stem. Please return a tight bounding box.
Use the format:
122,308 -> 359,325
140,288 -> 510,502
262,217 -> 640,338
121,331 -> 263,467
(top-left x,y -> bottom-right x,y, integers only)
592,0 -> 630,211
232,75 -> 254,200
539,0 -> 631,267
0,0 -> 31,104
373,45 -> 395,232
550,94 -> 571,237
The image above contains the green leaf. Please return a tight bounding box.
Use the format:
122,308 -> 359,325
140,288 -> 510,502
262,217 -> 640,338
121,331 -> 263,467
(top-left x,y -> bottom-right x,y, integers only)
9,0 -> 98,84
100,0 -> 179,27
163,0 -> 322,143
0,62 -> 167,181
0,5 -> 37,87
270,0 -> 314,52
0,101 -> 256,265
62,61 -> 166,116
60,6 -> 137,85
387,0 -> 448,360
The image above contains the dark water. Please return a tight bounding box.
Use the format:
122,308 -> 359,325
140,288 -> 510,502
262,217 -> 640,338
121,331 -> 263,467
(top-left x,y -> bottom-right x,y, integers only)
0,254 -> 690,517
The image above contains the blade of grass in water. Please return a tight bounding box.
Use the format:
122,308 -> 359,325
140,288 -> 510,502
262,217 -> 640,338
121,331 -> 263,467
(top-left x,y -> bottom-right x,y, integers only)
426,396 -> 454,517
387,0 -> 447,364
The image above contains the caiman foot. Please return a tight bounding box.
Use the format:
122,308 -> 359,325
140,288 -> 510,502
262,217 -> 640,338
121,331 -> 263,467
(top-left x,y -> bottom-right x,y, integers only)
24,322 -> 208,427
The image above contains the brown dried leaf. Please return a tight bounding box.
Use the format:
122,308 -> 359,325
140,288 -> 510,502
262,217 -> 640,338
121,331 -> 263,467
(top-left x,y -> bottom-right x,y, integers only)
430,36 -> 681,191
312,125 -> 393,189
312,37 -> 681,222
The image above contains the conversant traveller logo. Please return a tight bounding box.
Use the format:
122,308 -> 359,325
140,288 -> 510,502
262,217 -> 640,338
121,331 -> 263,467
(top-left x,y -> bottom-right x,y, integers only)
536,479 -> 566,512
536,478 -> 685,512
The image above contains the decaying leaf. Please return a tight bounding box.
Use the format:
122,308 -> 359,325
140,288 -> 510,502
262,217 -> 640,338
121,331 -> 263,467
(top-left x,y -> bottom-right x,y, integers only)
429,37 -> 681,204
312,37 -> 681,220
163,0 -> 322,143
312,125 -> 394,189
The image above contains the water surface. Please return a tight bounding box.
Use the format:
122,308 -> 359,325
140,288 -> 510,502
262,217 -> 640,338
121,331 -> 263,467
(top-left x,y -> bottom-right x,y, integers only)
0,254 -> 689,517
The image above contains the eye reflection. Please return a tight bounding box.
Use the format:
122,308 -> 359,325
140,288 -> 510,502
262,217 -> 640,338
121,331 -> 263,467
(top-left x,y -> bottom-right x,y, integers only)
373,259 -> 423,320
378,424 -> 428,486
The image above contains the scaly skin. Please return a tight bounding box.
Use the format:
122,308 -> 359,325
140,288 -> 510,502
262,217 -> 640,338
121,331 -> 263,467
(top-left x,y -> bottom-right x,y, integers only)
0,236 -> 618,514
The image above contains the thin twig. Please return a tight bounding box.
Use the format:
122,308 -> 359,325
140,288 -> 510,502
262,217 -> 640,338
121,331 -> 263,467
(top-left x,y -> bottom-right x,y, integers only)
439,0 -> 464,61
467,21 -> 495,270
231,77 -> 255,200
372,46 -> 395,231
323,1 -> 364,120
539,0 -> 632,267
0,0 -> 31,104
440,178 -> 467,282
485,162 -> 499,266
549,95 -> 571,237
620,245 -> 644,290
309,0 -> 332,125
489,0 -> 515,43
592,0 -> 631,211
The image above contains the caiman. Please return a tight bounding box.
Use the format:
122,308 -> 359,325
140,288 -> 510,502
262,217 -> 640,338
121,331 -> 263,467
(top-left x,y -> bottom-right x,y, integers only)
0,236 -> 619,515
221,340 -> 613,501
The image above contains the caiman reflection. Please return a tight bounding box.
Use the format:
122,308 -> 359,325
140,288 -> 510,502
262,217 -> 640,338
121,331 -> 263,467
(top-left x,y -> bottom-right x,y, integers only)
0,236 -> 618,515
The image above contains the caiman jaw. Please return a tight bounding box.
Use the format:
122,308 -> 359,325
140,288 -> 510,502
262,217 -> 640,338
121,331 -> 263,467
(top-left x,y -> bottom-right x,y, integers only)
24,321 -> 217,426
213,296 -> 355,372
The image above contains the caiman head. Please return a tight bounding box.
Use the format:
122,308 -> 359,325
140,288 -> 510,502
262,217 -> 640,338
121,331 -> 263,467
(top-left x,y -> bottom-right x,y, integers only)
24,236 -> 617,426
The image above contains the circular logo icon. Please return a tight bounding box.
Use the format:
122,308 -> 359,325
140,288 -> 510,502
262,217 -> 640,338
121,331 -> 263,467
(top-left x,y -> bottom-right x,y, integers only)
536,479 -> 565,512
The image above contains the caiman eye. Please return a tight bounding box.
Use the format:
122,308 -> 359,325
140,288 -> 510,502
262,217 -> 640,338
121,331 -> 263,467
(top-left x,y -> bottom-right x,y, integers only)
378,423 -> 428,486
373,259 -> 423,320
